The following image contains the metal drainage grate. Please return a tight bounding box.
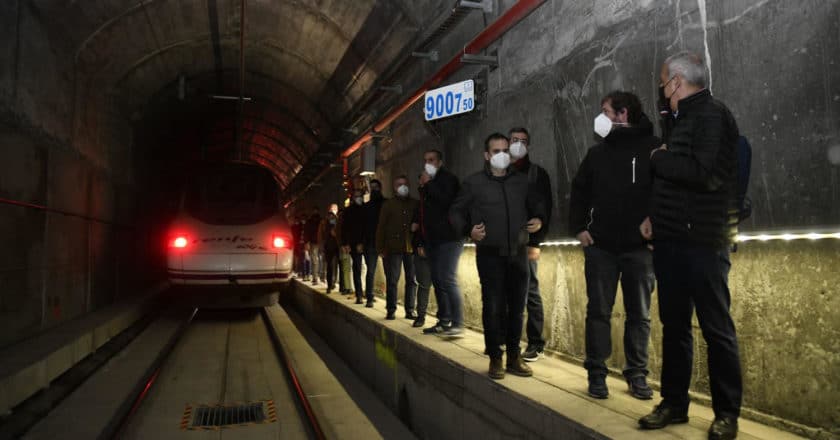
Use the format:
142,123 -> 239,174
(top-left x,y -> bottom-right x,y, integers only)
181,400 -> 276,430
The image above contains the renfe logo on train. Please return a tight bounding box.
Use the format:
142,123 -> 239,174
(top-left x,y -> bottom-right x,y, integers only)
424,79 -> 475,121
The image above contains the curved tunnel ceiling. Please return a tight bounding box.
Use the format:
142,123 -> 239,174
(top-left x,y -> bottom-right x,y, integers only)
30,0 -> 448,189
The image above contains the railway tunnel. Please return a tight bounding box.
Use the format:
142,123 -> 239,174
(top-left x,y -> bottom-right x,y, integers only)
1,1 -> 839,439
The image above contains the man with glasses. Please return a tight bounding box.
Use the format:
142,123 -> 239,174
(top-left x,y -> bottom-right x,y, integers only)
509,127 -> 553,362
450,133 -> 546,380
638,52 -> 742,440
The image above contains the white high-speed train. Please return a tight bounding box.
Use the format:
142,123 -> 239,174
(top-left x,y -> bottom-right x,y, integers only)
166,163 -> 293,298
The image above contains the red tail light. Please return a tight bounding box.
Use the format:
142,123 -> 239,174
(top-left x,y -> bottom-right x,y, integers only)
172,236 -> 188,248
273,236 -> 288,248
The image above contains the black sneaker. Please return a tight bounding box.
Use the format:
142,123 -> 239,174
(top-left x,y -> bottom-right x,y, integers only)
439,325 -> 463,339
638,402 -> 689,429
626,376 -> 653,400
355,297 -> 364,304
385,312 -> 396,320
587,375 -> 609,399
522,345 -> 543,362
405,311 -> 418,320
412,317 -> 425,328
422,321 -> 450,335
708,416 -> 738,440
365,299 -> 374,308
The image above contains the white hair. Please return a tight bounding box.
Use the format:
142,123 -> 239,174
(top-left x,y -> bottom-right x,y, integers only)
664,51 -> 707,87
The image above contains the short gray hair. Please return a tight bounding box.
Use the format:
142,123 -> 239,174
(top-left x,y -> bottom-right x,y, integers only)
664,51 -> 707,87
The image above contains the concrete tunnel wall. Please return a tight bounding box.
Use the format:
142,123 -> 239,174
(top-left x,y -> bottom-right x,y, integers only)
0,3 -> 154,348
295,0 -> 840,433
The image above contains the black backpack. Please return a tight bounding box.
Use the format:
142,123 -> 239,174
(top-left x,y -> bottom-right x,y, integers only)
735,135 -> 752,222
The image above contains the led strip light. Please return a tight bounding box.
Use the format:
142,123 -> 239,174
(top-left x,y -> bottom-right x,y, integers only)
462,231 -> 840,247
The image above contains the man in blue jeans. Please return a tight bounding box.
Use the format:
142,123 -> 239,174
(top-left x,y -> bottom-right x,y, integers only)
569,91 -> 659,400
417,149 -> 464,337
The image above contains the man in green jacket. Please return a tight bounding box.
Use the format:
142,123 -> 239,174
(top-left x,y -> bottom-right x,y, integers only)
376,175 -> 419,320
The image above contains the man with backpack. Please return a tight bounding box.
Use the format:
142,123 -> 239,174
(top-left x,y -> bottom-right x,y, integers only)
638,51 -> 742,440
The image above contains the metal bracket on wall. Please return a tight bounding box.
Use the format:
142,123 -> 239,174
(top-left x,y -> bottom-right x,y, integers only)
459,0 -> 493,13
411,51 -> 439,62
461,53 -> 498,67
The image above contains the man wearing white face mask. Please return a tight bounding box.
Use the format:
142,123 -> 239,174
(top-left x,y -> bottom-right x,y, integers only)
417,149 -> 464,334
570,91 -> 659,401
450,133 -> 546,380
376,175 -> 419,320
509,127 -> 553,363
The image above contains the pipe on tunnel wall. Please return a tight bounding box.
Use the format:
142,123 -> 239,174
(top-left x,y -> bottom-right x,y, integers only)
286,0 -> 547,205
341,0 -> 547,159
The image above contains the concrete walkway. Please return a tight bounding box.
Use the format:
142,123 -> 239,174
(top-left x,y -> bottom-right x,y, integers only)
297,278 -> 807,440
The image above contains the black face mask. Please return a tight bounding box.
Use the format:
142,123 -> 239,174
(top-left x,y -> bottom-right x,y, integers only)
658,86 -> 675,142
370,190 -> 381,199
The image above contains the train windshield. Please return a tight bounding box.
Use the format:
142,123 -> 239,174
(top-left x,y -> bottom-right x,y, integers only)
184,165 -> 279,225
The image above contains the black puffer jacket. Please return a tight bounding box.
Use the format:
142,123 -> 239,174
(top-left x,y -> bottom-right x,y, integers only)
418,166 -> 460,244
569,114 -> 660,253
449,165 -> 546,256
650,89 -> 739,247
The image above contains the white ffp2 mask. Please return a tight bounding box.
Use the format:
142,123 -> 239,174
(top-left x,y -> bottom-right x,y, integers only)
424,163 -> 438,177
489,152 -> 511,170
510,141 -> 527,159
594,113 -> 613,138
397,185 -> 409,197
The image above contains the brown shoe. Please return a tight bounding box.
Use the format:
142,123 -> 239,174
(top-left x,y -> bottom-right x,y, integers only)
488,357 -> 505,380
506,355 -> 533,377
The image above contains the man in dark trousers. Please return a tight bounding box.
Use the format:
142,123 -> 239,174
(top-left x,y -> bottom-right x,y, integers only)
509,127 -> 553,362
417,149 -> 464,336
305,207 -> 322,285
569,91 -> 658,401
363,179 -> 386,306
319,203 -> 340,294
638,51 -> 742,440
376,175 -> 419,320
450,133 -> 546,380
341,188 -> 367,304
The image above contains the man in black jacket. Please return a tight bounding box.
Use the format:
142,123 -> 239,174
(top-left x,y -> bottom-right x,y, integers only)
363,179 -> 386,305
638,52 -> 742,440
569,91 -> 658,401
450,133 -> 546,380
341,188 -> 367,304
417,149 -> 464,334
509,127 -> 553,362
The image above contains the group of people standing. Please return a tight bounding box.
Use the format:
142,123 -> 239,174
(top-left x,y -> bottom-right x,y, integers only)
293,51 -> 742,440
